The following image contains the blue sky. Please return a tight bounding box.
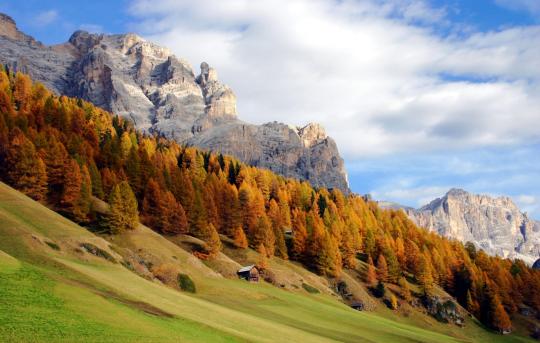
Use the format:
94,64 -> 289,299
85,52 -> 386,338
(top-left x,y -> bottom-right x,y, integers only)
1,0 -> 539,218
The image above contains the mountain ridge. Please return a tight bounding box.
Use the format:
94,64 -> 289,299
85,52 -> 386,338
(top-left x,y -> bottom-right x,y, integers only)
380,188 -> 540,264
0,13 -> 349,192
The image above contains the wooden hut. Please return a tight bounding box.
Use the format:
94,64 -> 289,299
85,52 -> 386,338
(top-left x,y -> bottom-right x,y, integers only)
237,265 -> 259,282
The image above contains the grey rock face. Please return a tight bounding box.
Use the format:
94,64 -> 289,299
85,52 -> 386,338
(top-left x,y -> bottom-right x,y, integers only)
407,188 -> 540,264
0,14 -> 349,192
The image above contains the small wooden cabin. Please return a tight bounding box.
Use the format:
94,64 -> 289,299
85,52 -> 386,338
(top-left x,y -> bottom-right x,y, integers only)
237,265 -> 259,282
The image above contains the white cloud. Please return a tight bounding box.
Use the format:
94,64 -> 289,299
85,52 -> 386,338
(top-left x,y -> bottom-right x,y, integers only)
34,10 -> 58,27
371,185 -> 450,207
517,195 -> 536,206
127,0 -> 540,159
495,0 -> 540,15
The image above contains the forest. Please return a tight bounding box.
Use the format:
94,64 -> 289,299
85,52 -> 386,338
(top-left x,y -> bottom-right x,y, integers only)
0,67 -> 537,333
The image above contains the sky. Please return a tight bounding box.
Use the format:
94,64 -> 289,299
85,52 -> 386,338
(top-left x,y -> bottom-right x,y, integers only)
1,0 -> 539,218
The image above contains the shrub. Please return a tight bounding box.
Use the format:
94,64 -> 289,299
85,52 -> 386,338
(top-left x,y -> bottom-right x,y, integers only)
373,281 -> 386,298
45,241 -> 60,251
152,263 -> 179,285
80,243 -> 116,263
178,273 -> 196,293
302,283 -> 320,294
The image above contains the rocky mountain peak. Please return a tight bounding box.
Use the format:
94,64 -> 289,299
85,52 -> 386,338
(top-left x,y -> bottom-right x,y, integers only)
68,30 -> 103,54
297,123 -> 327,148
446,188 -> 468,197
0,13 -> 349,192
409,189 -> 540,264
0,13 -> 42,47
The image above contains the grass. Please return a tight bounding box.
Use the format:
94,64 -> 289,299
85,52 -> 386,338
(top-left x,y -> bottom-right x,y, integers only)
0,181 -> 535,342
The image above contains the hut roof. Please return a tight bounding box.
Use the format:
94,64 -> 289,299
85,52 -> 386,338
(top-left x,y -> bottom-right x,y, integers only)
238,265 -> 256,273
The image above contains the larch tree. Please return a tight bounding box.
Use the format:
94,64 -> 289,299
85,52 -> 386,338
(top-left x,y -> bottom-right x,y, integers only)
200,223 -> 221,258
233,226 -> 248,249
376,254 -> 389,283
390,294 -> 399,310
6,131 -> 47,201
417,254 -> 434,296
141,178 -> 164,230
291,210 -> 308,260
366,255 -> 378,286
107,181 -> 139,233
257,244 -> 268,270
491,294 -> 512,333
162,191 -> 188,235
398,277 -> 412,302
60,159 -> 83,220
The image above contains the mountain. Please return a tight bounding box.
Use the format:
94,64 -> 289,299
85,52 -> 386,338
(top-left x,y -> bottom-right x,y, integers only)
0,13 -> 348,192
405,188 -> 540,264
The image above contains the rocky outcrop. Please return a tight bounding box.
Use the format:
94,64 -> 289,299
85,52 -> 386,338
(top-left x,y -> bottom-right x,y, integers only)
406,189 -> 540,264
0,14 -> 348,191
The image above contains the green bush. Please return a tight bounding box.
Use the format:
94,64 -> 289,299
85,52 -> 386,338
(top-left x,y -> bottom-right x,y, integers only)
80,243 -> 116,263
177,273 -> 196,293
45,241 -> 60,251
302,283 -> 320,294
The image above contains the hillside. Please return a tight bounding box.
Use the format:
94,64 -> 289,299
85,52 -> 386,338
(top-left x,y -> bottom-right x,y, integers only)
1,182 -> 536,342
2,68 -> 540,340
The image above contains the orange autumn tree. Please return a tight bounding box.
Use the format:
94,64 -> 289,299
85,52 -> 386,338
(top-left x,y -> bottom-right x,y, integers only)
366,255 -> 378,286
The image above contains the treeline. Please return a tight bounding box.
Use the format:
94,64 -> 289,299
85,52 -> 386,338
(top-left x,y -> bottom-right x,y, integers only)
1,68 -> 538,333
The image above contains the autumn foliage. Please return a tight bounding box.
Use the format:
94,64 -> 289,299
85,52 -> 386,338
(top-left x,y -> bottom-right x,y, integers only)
1,68 -> 539,333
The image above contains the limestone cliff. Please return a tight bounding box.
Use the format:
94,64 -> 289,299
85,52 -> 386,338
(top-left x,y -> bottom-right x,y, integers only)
406,189 -> 540,264
0,14 -> 348,191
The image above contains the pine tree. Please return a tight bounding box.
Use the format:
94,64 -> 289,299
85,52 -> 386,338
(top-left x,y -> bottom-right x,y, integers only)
366,255 -> 378,286
376,254 -> 389,283
233,226 -> 248,249
107,181 -> 139,233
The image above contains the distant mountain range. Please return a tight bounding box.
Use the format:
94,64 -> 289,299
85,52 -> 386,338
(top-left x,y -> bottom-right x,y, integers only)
380,189 -> 540,264
0,13 -> 348,192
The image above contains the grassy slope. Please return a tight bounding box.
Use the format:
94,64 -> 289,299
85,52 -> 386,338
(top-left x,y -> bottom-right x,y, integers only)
0,182 -> 532,342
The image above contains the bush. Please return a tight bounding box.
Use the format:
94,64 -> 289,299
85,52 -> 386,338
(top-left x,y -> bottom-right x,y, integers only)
302,283 -> 320,294
152,263 -> 179,285
80,243 -> 116,263
372,281 -> 386,298
178,273 -> 196,293
45,241 -> 60,251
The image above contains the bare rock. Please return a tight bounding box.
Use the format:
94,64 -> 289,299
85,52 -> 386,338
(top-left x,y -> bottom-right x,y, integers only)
407,189 -> 540,264
0,14 -> 349,192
